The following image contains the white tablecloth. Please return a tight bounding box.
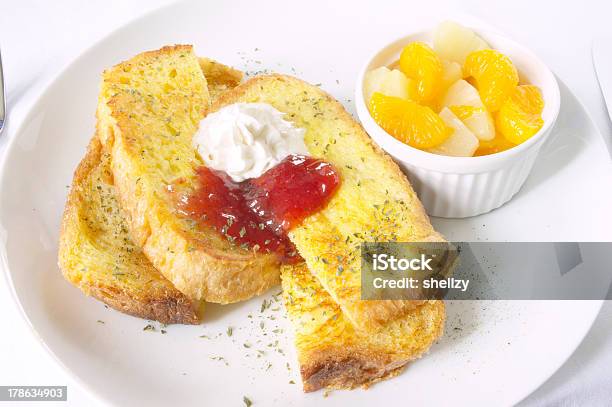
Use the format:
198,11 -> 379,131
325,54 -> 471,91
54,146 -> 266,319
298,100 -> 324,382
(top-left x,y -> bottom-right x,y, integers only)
0,1 -> 610,405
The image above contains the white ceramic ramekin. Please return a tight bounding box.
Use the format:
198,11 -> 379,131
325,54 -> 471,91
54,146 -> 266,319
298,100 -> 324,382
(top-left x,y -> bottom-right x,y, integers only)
355,27 -> 560,218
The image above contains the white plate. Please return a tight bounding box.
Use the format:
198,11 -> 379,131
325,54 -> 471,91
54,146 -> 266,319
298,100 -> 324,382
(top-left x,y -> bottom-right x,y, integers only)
0,1 -> 610,406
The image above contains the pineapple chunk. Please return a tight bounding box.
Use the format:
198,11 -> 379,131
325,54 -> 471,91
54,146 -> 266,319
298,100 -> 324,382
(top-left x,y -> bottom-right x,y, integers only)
440,80 -> 495,141
428,108 -> 479,157
439,60 -> 462,97
363,66 -> 411,102
453,106 -> 495,141
441,60 -> 462,88
441,79 -> 481,106
434,21 -> 489,65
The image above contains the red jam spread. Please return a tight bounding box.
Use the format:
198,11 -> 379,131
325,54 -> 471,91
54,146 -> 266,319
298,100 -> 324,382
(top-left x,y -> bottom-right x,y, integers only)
177,154 -> 340,263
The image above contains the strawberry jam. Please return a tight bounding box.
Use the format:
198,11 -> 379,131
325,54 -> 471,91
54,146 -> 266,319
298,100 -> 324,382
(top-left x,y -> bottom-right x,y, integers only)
177,155 -> 340,263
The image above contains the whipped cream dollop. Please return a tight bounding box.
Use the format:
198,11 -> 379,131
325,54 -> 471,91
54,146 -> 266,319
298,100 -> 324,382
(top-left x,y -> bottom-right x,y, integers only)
193,103 -> 308,182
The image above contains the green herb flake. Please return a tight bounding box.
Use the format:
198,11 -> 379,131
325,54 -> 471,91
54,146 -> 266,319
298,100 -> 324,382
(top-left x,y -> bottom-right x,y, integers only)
260,299 -> 271,312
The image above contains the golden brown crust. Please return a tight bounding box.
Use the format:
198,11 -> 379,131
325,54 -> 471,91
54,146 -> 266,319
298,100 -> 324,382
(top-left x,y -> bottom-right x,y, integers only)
300,350 -> 406,392
58,137 -> 199,324
86,281 -> 198,325
97,46 -> 281,303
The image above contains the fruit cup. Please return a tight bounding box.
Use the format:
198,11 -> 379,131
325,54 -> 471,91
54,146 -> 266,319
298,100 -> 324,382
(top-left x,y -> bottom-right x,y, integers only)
355,27 -> 560,218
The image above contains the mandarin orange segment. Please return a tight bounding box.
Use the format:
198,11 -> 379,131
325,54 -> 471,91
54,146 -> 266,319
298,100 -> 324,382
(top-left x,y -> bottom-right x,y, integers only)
463,49 -> 519,112
449,105 -> 485,121
369,92 -> 451,149
495,85 -> 544,145
510,85 -> 544,114
399,42 -> 443,102
474,134 -> 517,156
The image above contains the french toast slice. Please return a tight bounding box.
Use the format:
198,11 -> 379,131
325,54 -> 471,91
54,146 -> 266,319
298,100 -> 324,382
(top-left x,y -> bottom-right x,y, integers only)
96,46 -> 281,303
282,263 -> 445,391
210,74 -> 445,331
58,137 -> 199,324
59,58 -> 244,323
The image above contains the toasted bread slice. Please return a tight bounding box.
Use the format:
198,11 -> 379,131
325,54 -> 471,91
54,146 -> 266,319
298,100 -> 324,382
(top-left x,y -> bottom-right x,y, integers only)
58,137 -> 199,324
96,46 -> 280,303
58,58 -> 244,323
210,74 -> 445,331
282,263 -> 445,391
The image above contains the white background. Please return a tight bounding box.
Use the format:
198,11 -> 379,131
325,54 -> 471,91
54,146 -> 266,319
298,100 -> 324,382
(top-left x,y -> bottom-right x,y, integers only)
0,0 -> 611,405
